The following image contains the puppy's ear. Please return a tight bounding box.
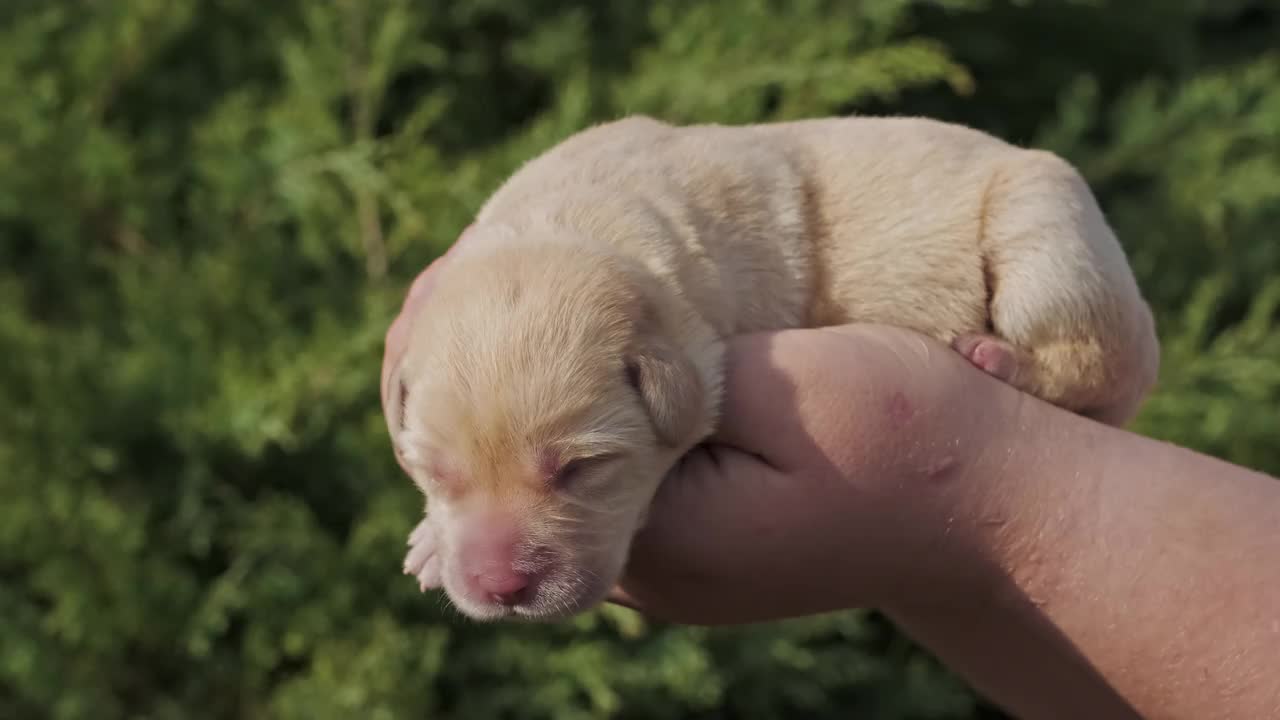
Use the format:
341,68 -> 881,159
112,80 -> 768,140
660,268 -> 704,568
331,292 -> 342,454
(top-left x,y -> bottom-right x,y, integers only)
625,332 -> 704,448
385,360 -> 414,464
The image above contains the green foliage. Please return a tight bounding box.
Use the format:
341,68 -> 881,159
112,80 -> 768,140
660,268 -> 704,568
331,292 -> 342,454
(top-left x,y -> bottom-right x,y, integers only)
2,1 -> 1277,718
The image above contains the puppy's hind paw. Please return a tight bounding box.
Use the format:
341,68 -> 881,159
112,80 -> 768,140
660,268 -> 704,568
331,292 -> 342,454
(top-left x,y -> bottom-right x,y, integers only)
952,333 -> 1021,384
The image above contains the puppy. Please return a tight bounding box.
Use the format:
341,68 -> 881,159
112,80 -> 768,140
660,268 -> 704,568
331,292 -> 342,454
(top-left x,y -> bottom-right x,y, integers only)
389,115 -> 1160,621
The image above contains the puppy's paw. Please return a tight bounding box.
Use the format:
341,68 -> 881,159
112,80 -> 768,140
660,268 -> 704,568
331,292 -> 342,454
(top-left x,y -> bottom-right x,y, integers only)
404,515 -> 442,592
952,333 -> 1021,384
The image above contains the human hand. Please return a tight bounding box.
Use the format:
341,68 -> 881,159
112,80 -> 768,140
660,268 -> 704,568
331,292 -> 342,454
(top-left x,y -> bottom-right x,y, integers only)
609,324 -> 1034,624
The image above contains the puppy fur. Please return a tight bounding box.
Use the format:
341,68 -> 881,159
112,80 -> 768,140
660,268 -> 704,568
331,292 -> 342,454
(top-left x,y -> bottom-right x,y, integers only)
391,115 -> 1160,621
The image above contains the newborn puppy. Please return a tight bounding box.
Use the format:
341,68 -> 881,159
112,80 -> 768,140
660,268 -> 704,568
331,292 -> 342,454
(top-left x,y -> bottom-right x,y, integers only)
389,115 -> 1160,621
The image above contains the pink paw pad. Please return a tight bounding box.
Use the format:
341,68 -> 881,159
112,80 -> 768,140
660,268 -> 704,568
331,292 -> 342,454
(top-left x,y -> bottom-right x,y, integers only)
952,334 -> 1020,383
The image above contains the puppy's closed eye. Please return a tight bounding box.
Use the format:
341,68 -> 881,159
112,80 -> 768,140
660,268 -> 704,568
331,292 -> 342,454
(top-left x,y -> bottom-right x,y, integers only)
548,453 -> 622,489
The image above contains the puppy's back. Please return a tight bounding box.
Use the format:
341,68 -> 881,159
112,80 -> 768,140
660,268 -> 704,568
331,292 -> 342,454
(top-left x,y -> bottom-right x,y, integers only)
473,115 -> 1030,338
467,115 -> 1158,423
474,117 -> 818,335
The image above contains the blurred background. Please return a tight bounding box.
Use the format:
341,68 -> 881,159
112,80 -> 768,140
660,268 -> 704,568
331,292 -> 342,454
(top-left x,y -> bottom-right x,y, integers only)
2,1 -> 1278,718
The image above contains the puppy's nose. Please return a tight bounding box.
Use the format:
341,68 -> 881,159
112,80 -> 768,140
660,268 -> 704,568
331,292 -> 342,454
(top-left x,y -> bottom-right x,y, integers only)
474,568 -> 532,606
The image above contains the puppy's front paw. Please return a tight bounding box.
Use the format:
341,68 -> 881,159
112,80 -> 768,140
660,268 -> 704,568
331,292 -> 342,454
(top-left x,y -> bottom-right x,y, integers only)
952,333 -> 1021,384
404,515 -> 442,592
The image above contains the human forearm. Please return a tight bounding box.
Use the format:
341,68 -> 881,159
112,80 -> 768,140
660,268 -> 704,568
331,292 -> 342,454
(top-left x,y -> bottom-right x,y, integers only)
889,589 -> 1141,719
900,397 -> 1280,719
613,325 -> 1280,718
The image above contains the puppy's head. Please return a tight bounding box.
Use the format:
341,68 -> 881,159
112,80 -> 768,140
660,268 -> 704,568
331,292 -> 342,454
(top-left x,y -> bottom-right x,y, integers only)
391,236 -> 718,620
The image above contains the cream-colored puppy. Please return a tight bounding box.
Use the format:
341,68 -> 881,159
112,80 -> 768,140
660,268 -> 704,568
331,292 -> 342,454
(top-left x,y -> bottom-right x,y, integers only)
390,115 -> 1159,621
